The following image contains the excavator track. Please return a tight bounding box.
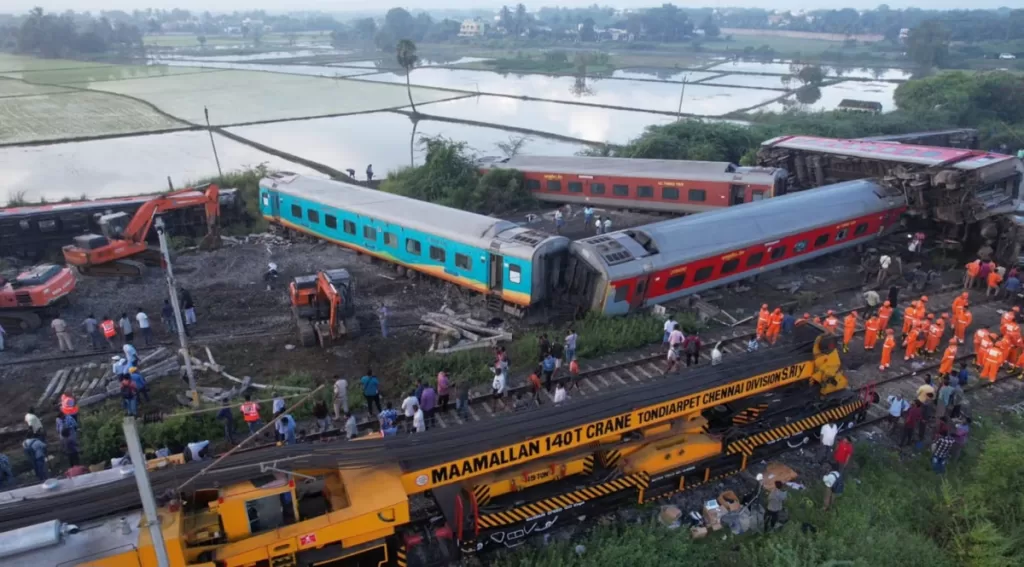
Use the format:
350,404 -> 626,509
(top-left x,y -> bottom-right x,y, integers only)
0,311 -> 42,333
76,259 -> 146,278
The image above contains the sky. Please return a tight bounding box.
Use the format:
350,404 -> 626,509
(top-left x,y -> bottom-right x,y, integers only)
5,1 -> 1013,15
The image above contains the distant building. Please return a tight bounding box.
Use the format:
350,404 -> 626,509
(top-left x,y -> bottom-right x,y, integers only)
899,28 -> 910,43
607,28 -> 631,41
837,99 -> 883,114
998,53 -> 1016,60
459,19 -> 487,37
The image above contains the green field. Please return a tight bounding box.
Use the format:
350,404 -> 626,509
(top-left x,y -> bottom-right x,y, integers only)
142,32 -> 333,48
82,69 -> 464,126
0,53 -> 110,73
0,78 -> 73,98
3,64 -> 214,85
0,89 -> 183,144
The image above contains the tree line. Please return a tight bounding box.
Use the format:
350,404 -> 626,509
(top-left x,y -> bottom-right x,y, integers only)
0,8 -> 143,58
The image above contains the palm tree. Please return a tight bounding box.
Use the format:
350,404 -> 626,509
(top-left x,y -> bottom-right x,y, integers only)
396,39 -> 420,114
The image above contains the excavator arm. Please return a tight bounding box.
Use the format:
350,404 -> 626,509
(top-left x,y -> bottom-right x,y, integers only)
123,185 -> 220,245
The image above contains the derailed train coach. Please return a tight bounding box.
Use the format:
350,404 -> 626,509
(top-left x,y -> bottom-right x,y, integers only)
565,178 -> 909,315
259,173 -> 570,316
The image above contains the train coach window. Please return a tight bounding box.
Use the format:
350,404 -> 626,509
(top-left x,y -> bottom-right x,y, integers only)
854,223 -> 869,236
666,274 -> 686,290
637,186 -> 654,198
814,233 -> 829,248
770,246 -> 786,260
363,226 -> 376,240
343,220 -> 356,235
688,189 -> 706,202
307,210 -> 319,223
752,191 -> 765,201
721,259 -> 740,274
794,240 -> 808,253
694,266 -> 714,282
325,215 -> 337,229
290,204 -> 302,218
746,252 -> 764,268
455,253 -> 472,270
406,238 -> 421,255
384,232 -> 398,248
591,183 -> 606,195
430,246 -> 446,263
526,179 -> 541,191
613,285 -> 628,303
612,184 -> 629,197
662,187 -> 679,200
509,264 -> 522,284
546,180 -> 562,192
568,182 -> 583,193
835,228 -> 849,241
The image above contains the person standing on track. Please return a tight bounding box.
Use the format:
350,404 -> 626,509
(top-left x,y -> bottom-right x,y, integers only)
782,309 -> 796,336
964,259 -> 981,289
925,315 -> 942,355
668,324 -> 685,353
863,313 -> 881,350
879,329 -> 896,370
333,375 -> 349,419
541,353 -> 557,392
82,314 -> 102,351
976,331 -> 994,367
901,302 -> 917,339
955,307 -> 972,344
877,300 -> 893,332
939,339 -> 958,377
1001,306 -> 1019,335
756,304 -> 770,340
437,369 -> 451,414
665,343 -> 682,374
118,312 -> 134,346
952,292 -> 969,319
136,308 -> 153,346
982,341 -> 1005,382
361,369 -> 382,416
584,206 -> 594,229
51,314 -> 74,353
564,328 -> 578,364
663,316 -> 678,347
821,310 -> 839,335
240,394 -> 262,434
842,312 -> 857,353
904,323 -> 923,361
765,308 -> 783,345
683,332 -> 702,367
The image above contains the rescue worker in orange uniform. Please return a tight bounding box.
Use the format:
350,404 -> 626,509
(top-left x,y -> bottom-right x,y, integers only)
766,307 -> 784,345
1004,321 -> 1021,366
1015,349 -> 1024,376
879,329 -> 896,370
952,292 -> 969,319
977,331 -> 994,367
240,395 -> 262,434
987,268 -> 1003,297
996,336 -> 1014,370
964,259 -> 981,289
842,312 -> 858,353
904,324 -> 923,361
981,344 -> 1004,382
863,313 -> 881,350
794,313 -> 812,327
877,300 -> 893,332
924,314 -> 942,354
60,391 -> 78,425
822,310 -> 839,335
939,338 -> 958,376
974,327 -> 988,357
954,307 -> 973,344
914,296 -> 928,321
1000,306 -> 1019,335
756,304 -> 770,340
902,302 -> 918,337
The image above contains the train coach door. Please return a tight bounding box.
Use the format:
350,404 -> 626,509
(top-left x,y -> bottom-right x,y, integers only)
730,185 -> 746,206
489,252 -> 504,294
629,276 -> 650,311
269,192 -> 280,218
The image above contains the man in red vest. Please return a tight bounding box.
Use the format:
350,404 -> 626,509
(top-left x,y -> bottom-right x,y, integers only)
60,391 -> 78,425
100,315 -> 117,351
240,394 -> 262,434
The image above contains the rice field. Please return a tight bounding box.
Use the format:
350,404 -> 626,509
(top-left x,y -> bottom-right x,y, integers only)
0,53 -> 109,73
2,64 -> 215,85
0,78 -> 73,98
81,70 -> 466,125
0,90 -> 184,145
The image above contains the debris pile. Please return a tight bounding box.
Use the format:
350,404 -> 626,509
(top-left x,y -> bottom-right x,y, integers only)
419,307 -> 512,354
185,345 -> 310,403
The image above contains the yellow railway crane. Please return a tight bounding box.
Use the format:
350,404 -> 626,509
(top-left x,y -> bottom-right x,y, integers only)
0,327 -> 869,567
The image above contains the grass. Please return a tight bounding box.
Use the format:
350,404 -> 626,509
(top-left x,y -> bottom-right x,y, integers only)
0,53 -> 110,73
4,64 -> 213,85
0,78 -> 73,98
142,32 -> 333,48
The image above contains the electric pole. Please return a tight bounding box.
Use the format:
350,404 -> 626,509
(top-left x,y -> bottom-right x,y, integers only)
155,217 -> 197,407
677,77 -> 687,118
205,106 -> 223,179
123,417 -> 171,567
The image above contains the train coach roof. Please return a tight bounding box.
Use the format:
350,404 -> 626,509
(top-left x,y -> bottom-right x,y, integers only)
761,135 -> 1015,168
482,155 -> 778,182
263,174 -> 531,249
631,179 -> 898,263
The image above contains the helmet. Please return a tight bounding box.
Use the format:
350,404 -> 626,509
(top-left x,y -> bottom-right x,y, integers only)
961,292 -> 968,298
1015,307 -> 1021,313
827,310 -> 834,316
762,304 -> 768,309
886,328 -> 894,334
883,300 -> 890,306
942,313 -> 949,319
927,314 -> 934,319
129,367 -> 137,373
949,338 -> 957,344
921,296 -> 928,301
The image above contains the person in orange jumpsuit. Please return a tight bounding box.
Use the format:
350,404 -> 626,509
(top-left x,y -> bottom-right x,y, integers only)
842,312 -> 858,353
977,332 -> 995,367
822,310 -> 839,335
863,314 -> 881,350
939,338 -> 958,376
1004,322 -> 1021,366
902,302 -> 918,337
964,259 -> 981,289
877,300 -> 893,332
879,329 -> 896,370
988,269 -> 1003,297
1016,349 -> 1024,376
756,304 -> 770,340
954,307 -> 972,344
996,336 -> 1014,370
925,315 -> 943,355
914,296 -> 928,321
981,344 -> 1004,382
952,292 -> 969,319
766,307 -> 784,344
1000,306 -> 1019,335
904,325 -> 923,361
973,327 -> 988,357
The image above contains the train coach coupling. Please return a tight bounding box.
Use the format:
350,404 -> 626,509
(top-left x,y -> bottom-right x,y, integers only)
811,332 -> 849,394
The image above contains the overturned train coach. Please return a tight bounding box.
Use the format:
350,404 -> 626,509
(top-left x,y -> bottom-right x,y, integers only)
0,326 -> 869,567
259,175 -> 906,317
567,178 -> 908,315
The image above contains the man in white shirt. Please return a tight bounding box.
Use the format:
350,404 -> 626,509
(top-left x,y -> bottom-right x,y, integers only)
711,343 -> 723,365
603,217 -> 612,233
413,405 -> 426,433
344,413 -> 358,439
820,422 -> 838,463
886,394 -> 909,432
272,392 -> 286,415
401,391 -> 419,430
25,409 -> 43,435
333,376 -> 349,419
877,255 -> 892,284
491,368 -> 506,412
187,440 -> 210,461
663,317 -> 677,345
553,384 -> 567,404
135,308 -> 152,346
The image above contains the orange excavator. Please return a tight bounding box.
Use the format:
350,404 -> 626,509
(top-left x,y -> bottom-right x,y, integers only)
0,263 -> 76,332
289,268 -> 358,347
62,184 -> 221,277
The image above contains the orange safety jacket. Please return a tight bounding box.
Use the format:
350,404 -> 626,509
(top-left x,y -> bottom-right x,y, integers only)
60,394 -> 78,416
241,402 -> 260,422
100,320 -> 116,338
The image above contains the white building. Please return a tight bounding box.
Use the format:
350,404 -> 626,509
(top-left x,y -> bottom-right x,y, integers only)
459,19 -> 486,37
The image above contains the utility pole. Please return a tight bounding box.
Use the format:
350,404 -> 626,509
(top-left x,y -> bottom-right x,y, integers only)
676,77 -> 687,118
123,417 -> 171,567
155,217 -> 197,407
204,106 -> 223,179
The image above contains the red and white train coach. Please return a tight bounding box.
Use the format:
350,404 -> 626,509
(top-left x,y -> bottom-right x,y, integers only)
479,155 -> 790,215
564,178 -> 908,315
